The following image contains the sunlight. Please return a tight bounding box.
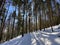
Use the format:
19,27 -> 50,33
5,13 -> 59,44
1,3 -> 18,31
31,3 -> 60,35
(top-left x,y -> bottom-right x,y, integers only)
0,0 -> 60,44
51,32 -> 59,35
40,37 -> 52,45
55,38 -> 60,44
31,39 -> 36,45
45,38 -> 52,45
40,38 -> 44,42
42,34 -> 49,37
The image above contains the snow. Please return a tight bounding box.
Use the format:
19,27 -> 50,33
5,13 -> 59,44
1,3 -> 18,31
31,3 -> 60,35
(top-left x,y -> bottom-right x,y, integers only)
0,24 -> 60,45
0,35 -> 22,45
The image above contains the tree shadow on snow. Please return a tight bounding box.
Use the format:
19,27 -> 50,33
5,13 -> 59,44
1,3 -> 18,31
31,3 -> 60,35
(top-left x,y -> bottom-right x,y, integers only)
41,31 -> 60,45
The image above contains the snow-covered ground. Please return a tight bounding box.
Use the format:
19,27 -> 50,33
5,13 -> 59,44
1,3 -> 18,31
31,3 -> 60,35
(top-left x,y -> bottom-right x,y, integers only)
0,24 -> 60,45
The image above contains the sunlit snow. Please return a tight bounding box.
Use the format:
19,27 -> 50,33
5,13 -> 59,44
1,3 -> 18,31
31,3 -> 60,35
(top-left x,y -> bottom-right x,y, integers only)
0,24 -> 60,45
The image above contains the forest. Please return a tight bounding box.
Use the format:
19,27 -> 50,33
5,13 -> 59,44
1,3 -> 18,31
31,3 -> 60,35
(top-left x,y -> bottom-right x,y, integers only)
0,0 -> 60,43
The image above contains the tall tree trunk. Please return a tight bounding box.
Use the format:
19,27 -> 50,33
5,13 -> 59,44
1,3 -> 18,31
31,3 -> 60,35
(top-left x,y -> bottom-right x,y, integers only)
17,6 -> 22,36
25,11 -> 27,33
46,0 -> 53,32
6,3 -> 10,41
25,0 -> 28,33
6,15 -> 11,41
42,1 -> 46,31
0,0 -> 6,42
39,0 -> 42,31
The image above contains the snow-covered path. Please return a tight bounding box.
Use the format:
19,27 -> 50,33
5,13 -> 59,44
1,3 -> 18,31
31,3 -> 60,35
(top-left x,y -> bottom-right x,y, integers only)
32,30 -> 60,45
0,27 -> 60,45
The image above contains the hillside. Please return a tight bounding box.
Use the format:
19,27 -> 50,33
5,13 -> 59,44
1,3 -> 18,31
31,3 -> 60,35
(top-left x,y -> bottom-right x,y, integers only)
0,25 -> 60,45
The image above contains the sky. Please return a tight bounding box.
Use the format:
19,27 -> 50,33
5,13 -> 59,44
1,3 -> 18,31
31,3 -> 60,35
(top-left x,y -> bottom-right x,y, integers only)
6,0 -> 60,14
5,0 -> 60,21
56,0 -> 60,4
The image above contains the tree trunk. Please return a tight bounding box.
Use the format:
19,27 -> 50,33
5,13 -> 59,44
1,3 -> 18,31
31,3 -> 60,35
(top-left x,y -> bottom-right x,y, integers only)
46,0 -> 53,32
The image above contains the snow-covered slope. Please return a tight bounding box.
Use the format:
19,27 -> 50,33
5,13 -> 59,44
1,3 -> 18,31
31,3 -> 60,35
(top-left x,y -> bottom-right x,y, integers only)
0,25 -> 60,45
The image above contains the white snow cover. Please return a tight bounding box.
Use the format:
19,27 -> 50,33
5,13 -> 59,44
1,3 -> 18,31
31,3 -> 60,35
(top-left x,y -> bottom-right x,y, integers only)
0,24 -> 60,45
